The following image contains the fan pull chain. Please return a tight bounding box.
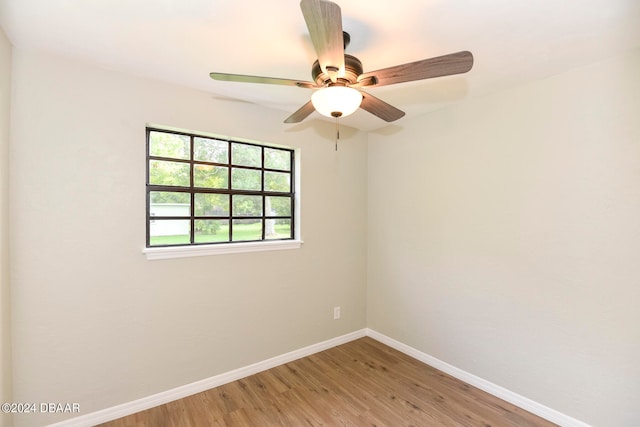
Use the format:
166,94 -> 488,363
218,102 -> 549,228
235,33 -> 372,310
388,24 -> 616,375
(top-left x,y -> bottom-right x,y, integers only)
335,115 -> 340,151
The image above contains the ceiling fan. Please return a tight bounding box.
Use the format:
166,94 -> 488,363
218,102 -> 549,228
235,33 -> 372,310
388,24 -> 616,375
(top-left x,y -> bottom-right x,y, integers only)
210,0 -> 474,124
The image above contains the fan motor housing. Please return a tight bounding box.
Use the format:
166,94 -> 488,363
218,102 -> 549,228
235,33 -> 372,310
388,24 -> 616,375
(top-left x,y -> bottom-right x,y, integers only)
312,54 -> 363,86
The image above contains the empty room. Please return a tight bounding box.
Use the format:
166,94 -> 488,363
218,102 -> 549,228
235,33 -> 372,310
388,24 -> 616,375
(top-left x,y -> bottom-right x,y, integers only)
1,0 -> 638,426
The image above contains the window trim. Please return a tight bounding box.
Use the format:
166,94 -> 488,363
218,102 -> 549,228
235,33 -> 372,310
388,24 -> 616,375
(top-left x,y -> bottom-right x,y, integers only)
143,125 -> 302,259
143,239 -> 304,260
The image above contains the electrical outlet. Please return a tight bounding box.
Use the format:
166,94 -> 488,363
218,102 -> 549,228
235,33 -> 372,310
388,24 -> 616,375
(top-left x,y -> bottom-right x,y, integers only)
333,306 -> 341,320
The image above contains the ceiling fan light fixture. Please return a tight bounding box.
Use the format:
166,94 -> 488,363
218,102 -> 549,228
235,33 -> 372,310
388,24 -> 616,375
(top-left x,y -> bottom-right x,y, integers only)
210,0 -> 474,125
311,86 -> 362,118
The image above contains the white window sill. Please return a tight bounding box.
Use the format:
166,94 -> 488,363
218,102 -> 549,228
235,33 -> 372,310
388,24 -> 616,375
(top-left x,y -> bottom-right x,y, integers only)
143,240 -> 303,260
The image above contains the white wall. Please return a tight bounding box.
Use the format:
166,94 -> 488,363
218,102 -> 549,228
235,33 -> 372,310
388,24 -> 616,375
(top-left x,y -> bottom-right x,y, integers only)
368,49 -> 640,427
10,42 -> 640,427
1,26 -> 13,427
9,49 -> 368,426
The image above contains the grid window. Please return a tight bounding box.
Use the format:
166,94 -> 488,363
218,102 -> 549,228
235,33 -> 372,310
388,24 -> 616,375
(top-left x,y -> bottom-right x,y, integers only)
146,128 -> 295,247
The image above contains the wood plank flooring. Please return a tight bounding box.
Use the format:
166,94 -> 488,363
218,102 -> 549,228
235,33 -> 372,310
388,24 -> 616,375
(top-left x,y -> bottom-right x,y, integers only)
98,337 -> 556,426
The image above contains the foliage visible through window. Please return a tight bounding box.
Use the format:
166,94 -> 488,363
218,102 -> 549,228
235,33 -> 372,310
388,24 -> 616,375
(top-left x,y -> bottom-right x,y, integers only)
146,128 -> 295,247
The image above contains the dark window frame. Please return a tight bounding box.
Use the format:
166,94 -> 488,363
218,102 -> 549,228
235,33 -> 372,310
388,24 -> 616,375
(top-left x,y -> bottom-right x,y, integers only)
146,127 -> 295,247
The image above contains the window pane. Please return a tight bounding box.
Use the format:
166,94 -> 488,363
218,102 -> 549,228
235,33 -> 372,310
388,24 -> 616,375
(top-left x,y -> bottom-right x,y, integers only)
149,160 -> 190,187
195,219 -> 229,243
231,168 -> 261,190
146,128 -> 295,248
149,220 -> 190,246
232,219 -> 262,241
194,164 -> 228,189
150,192 -> 190,217
231,143 -> 261,167
232,195 -> 262,217
194,193 -> 229,216
265,196 -> 291,216
264,148 -> 291,171
264,171 -> 290,192
149,131 -> 190,159
265,219 -> 291,240
194,137 -> 228,164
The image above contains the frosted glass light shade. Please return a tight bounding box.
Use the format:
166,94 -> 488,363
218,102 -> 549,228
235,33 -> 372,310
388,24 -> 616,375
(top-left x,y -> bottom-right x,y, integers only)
311,86 -> 363,118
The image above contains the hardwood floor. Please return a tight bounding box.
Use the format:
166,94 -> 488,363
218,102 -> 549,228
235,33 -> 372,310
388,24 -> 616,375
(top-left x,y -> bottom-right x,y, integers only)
99,337 -> 556,426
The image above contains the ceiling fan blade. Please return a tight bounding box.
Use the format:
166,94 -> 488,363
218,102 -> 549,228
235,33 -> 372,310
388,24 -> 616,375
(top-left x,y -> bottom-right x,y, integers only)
210,72 -> 316,89
284,101 -> 316,123
300,0 -> 345,82
359,91 -> 405,122
357,51 -> 474,88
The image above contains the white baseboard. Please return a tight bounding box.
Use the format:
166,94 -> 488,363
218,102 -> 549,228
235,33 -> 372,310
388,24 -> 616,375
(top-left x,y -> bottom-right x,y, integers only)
47,329 -> 367,427
365,328 -> 591,427
48,328 -> 589,427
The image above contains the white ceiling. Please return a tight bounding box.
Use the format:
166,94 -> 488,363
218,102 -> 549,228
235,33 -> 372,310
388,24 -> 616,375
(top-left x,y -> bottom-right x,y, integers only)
1,0 -> 639,131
